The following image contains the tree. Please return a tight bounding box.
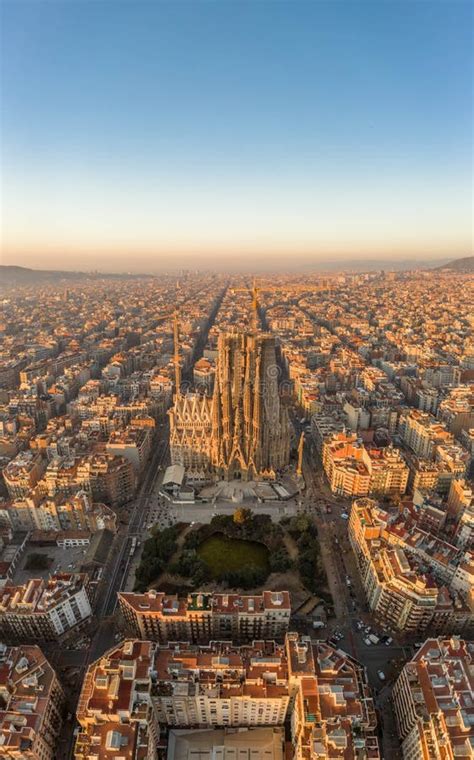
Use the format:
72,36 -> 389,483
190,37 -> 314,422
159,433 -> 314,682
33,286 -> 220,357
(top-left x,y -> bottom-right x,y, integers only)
25,553 -> 51,571
134,524 -> 179,590
269,549 -> 293,573
233,507 -> 252,524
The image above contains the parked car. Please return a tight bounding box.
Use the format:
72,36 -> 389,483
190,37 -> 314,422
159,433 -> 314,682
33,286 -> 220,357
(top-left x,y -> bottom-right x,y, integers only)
377,670 -> 386,681
364,638 -> 372,646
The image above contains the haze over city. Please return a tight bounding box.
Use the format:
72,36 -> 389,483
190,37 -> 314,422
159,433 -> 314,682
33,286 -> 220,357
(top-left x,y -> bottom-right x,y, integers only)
0,4 -> 473,760
1,0 -> 472,272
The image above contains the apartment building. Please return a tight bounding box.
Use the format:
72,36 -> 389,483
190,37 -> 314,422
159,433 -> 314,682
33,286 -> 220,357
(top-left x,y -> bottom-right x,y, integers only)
363,545 -> 438,633
392,638 -> 473,760
310,413 -> 345,453
0,573 -> 92,642
167,726 -> 285,760
76,453 -> 136,507
400,409 -> 453,460
421,364 -> 461,389
360,366 -> 387,392
106,426 -> 152,473
415,386 -> 439,414
119,590 -> 291,643
154,638 -> 290,727
287,633 -> 380,760
74,639 -> 159,760
448,478 -> 474,519
349,499 -> 473,635
438,384 -> 474,435
322,433 -> 369,497
322,433 -> 408,498
0,643 -> 65,760
405,453 -> 442,493
0,490 -> 116,534
454,506 -> 474,551
75,633 -> 379,759
0,358 -> 26,390
2,452 -> 46,499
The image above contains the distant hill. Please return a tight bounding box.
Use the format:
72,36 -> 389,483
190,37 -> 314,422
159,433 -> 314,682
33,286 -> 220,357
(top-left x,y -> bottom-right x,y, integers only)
0,265 -> 157,285
435,256 -> 474,273
299,257 -> 451,272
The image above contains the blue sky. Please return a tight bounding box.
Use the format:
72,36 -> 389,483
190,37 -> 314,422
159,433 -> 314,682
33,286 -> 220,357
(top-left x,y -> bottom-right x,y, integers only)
1,0 -> 472,271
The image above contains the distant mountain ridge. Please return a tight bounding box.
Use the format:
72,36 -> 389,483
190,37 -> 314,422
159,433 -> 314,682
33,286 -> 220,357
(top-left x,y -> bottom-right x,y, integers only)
0,265 -> 157,285
434,256 -> 474,273
1,258 -> 472,284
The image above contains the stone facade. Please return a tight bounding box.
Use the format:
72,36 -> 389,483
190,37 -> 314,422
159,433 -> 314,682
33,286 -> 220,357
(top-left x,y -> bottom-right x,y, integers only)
169,332 -> 291,482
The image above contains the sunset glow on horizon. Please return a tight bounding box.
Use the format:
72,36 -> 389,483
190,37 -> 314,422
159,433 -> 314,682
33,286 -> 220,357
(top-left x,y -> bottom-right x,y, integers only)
1,0 -> 472,271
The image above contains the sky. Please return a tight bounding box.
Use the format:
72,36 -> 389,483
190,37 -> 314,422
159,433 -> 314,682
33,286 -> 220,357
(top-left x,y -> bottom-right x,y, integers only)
0,0 -> 472,272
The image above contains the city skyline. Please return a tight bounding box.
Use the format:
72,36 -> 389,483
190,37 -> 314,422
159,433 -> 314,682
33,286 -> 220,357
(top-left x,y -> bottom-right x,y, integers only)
0,267 -> 472,760
0,2 -> 473,757
1,0 -> 472,271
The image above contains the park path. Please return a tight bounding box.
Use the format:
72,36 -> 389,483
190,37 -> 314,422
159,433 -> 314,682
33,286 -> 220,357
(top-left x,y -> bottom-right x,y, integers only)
282,532 -> 299,560
151,524 -> 194,589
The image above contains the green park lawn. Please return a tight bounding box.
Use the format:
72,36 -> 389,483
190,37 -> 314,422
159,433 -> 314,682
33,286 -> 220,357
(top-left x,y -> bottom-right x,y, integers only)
197,533 -> 269,579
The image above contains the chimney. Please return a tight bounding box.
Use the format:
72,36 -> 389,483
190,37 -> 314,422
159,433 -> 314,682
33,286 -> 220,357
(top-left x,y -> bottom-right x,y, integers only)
296,644 -> 307,664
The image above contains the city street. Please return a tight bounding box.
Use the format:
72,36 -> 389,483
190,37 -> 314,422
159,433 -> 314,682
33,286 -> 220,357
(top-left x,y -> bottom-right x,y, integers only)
289,410 -> 405,759
52,429 -> 170,760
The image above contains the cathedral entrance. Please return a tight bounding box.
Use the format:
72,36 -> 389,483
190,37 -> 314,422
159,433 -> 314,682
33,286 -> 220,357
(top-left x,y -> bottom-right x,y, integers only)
227,462 -> 242,481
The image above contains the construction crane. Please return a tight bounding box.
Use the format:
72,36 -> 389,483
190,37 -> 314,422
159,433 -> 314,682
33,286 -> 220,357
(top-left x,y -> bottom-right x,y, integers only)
155,309 -> 181,398
231,278 -> 334,332
230,279 -> 284,332
173,310 -> 181,397
297,432 -> 305,477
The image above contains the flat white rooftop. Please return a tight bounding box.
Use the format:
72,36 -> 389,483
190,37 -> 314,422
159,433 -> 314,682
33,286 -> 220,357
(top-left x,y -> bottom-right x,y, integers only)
167,728 -> 285,760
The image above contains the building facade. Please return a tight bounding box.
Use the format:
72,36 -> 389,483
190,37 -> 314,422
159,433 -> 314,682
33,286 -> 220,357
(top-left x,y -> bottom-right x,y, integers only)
0,573 -> 92,641
119,590 -> 291,643
168,332 -> 291,482
0,644 -> 65,760
154,638 -> 290,728
349,499 -> 474,635
287,633 -> 379,760
322,433 -> 408,498
75,634 -> 379,760
392,637 -> 473,760
168,394 -> 213,479
74,639 -> 159,760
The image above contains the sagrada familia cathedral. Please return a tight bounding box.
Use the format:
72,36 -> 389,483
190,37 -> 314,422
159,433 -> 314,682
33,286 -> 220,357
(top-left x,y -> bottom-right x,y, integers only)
168,332 -> 291,482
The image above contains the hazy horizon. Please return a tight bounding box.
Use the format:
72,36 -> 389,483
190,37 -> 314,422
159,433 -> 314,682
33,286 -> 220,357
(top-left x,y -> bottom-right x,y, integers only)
0,250 -> 463,275
1,1 -> 472,271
